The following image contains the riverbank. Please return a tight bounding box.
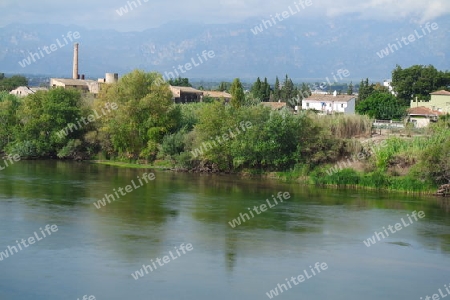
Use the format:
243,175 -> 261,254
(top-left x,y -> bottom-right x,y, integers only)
89,159 -> 441,196
91,160 -> 171,170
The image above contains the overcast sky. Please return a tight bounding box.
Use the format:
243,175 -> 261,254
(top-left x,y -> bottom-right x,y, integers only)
1,0 -> 449,31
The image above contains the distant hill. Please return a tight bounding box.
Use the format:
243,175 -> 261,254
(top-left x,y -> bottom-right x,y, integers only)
0,17 -> 448,82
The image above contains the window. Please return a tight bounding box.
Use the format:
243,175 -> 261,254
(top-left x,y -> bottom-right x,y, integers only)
306,103 -> 309,107
341,104 -> 344,108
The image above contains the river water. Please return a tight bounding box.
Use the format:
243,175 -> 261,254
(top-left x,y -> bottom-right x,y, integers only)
1,161 -> 449,300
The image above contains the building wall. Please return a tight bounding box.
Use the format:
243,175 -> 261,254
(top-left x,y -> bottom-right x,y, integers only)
302,99 -> 355,114
409,116 -> 430,128
86,81 -> 100,94
344,98 -> 355,114
179,92 -> 201,103
50,79 -> 66,88
302,101 -> 325,111
410,95 -> 450,113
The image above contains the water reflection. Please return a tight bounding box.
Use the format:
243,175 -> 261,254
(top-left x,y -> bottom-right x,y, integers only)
1,161 -> 450,300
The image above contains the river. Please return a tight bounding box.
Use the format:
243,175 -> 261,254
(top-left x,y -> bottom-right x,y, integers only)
1,161 -> 449,300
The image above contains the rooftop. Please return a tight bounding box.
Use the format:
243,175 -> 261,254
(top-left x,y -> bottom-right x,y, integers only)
203,91 -> 231,98
305,94 -> 356,102
408,106 -> 444,116
51,78 -> 97,86
430,90 -> 450,96
170,86 -> 203,93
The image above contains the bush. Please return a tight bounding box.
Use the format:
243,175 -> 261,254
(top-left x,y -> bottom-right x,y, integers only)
160,128 -> 187,157
5,140 -> 38,158
57,139 -> 82,158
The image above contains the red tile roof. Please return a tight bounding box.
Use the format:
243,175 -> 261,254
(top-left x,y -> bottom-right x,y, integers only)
408,106 -> 443,116
305,94 -> 355,102
430,90 -> 450,95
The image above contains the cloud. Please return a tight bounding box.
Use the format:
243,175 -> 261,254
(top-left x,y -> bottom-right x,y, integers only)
322,0 -> 450,23
0,0 -> 449,31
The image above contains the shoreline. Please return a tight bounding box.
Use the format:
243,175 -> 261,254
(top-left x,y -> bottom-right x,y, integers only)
88,160 -> 441,196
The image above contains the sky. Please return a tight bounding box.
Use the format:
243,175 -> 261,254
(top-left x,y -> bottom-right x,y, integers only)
1,0 -> 449,31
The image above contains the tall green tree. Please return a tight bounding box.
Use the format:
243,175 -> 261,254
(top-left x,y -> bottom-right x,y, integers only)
391,65 -> 450,105
263,77 -> 271,101
357,78 -> 374,103
217,81 -> 230,92
95,70 -> 180,160
281,74 -> 296,105
273,76 -> 281,101
347,82 -> 353,95
251,77 -> 262,100
230,78 -> 245,109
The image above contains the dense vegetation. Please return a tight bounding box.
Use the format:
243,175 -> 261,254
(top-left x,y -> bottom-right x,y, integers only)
309,120 -> 450,191
0,73 -> 28,91
392,65 -> 450,105
356,91 -> 406,120
1,67 -> 449,193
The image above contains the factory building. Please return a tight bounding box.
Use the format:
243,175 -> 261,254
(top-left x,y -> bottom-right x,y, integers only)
50,43 -> 118,95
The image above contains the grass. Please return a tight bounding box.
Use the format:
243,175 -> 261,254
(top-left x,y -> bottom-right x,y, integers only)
90,160 -> 172,169
312,114 -> 373,139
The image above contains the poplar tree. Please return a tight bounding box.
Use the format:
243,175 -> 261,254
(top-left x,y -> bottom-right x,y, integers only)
230,78 -> 245,109
347,82 -> 353,95
273,76 -> 281,101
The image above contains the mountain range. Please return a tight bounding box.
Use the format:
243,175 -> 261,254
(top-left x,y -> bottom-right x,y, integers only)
0,17 -> 448,83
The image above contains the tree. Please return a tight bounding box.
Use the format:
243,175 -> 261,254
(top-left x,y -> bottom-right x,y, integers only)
358,78 -> 374,103
168,77 -> 192,87
230,78 -> 245,109
296,82 -> 311,106
347,82 -> 353,95
262,77 -> 271,101
391,65 -> 450,105
251,77 -> 262,100
95,70 -> 180,160
0,75 -> 28,91
0,92 -> 20,150
273,76 -> 281,101
356,92 -> 406,120
9,88 -> 84,157
251,77 -> 271,102
281,74 -> 296,105
217,81 -> 230,92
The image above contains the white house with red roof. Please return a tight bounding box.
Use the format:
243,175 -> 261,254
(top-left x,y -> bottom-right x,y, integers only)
302,91 -> 356,114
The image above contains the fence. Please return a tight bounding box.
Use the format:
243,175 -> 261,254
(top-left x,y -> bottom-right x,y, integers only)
372,119 -> 404,129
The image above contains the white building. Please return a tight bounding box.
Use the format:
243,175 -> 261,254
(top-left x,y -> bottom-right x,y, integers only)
302,91 -> 356,114
383,80 -> 395,95
9,86 -> 48,97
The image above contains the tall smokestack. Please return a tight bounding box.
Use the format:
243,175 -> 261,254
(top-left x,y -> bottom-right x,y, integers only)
73,43 -> 79,80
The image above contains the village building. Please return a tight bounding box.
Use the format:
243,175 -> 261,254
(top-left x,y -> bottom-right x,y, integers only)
202,90 -> 232,102
169,86 -> 203,103
407,106 -> 444,128
410,90 -> 450,114
9,86 -> 48,97
302,91 -> 356,114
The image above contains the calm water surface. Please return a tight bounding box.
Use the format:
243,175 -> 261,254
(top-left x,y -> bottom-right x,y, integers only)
1,161 -> 449,300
